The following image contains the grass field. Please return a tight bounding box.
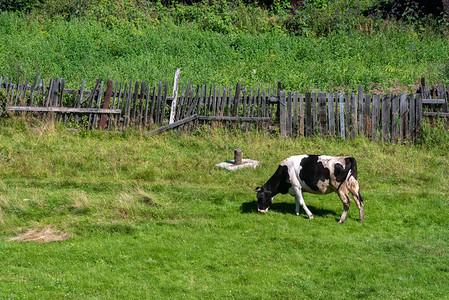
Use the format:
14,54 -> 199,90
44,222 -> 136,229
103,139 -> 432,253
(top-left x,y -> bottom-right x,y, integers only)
1,118 -> 448,298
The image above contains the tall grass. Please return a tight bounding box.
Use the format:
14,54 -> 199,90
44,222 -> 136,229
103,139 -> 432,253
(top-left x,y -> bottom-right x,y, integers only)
0,11 -> 448,92
0,118 -> 448,298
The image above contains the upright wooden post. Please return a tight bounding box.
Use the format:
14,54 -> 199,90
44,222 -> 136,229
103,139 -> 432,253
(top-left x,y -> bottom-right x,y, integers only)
372,94 -> 380,141
234,149 -> 242,165
391,94 -> 399,143
305,92 -> 312,136
350,92 -> 357,138
416,93 -> 423,138
318,92 -> 326,136
279,91 -> 287,138
234,83 -> 242,117
169,68 -> 181,124
339,93 -> 345,139
400,94 -> 409,141
287,91 -> 292,137
358,86 -> 364,135
328,92 -> 335,136
381,94 -> 391,142
293,91 -> 298,137
100,80 -> 114,130
299,93 -> 304,137
409,93 -> 416,141
312,92 -> 317,133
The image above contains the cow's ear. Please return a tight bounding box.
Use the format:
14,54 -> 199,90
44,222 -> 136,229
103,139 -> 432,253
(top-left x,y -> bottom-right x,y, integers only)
254,187 -> 262,192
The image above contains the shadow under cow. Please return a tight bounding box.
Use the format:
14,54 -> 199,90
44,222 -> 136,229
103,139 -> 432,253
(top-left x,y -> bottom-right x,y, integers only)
240,200 -> 338,219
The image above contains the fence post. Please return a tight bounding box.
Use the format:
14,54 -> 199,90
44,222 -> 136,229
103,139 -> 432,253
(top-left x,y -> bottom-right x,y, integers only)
287,91 -> 292,137
416,93 -> 422,139
169,68 -> 181,124
339,93 -> 345,139
318,92 -> 326,136
381,94 -> 391,142
358,86 -> 364,135
279,91 -> 287,138
100,80 -> 114,130
305,92 -> 312,136
234,83 -> 241,117
400,94 -> 409,141
328,92 -> 335,136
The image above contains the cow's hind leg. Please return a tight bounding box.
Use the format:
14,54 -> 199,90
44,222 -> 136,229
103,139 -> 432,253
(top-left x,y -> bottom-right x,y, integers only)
293,187 -> 314,219
352,191 -> 364,221
337,190 -> 351,224
348,181 -> 364,221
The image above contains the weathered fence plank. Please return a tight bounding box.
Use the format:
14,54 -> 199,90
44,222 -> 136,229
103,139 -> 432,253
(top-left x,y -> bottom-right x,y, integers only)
339,93 -> 345,139
350,92 -> 357,138
381,94 -> 391,142
391,94 -> 399,143
7,106 -> 121,114
299,93 -> 304,137
169,68 -> 181,124
358,86 -> 364,135
100,80 -> 114,130
400,94 -> 409,141
345,93 -> 350,138
372,94 -> 380,141
305,92 -> 312,136
293,91 -> 298,137
364,94 -> 371,137
287,91 -> 293,137
328,92 -> 335,136
148,114 -> 198,135
312,92 -> 317,133
279,91 -> 287,138
318,92 -> 326,136
409,93 -> 416,141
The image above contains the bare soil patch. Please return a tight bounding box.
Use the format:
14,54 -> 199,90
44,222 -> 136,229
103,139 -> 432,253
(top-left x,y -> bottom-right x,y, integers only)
8,226 -> 69,243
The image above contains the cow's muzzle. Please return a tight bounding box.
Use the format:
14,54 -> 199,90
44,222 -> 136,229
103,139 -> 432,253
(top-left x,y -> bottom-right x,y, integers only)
258,208 -> 269,214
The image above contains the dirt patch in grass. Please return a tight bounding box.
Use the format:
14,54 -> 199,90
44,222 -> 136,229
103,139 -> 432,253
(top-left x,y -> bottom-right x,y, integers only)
8,226 -> 70,243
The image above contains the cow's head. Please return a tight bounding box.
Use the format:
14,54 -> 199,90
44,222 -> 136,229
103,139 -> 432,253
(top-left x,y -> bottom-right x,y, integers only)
254,186 -> 273,214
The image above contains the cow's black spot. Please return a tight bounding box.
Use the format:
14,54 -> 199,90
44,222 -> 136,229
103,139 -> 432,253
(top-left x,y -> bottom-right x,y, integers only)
257,165 -> 292,210
276,165 -> 292,194
265,165 -> 291,195
299,155 -> 331,191
334,157 -> 357,183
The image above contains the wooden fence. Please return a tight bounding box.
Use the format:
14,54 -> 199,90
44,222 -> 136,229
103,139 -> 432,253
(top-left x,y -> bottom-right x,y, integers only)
0,72 -> 448,141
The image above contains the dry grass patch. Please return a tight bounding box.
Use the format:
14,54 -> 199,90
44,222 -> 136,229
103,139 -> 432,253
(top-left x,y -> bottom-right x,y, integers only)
8,226 -> 70,243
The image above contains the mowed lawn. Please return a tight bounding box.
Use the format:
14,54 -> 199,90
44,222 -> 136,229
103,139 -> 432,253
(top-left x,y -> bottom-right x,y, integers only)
0,119 -> 448,298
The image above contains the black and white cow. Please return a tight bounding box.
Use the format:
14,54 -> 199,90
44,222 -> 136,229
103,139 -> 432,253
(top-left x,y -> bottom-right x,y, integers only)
255,155 -> 364,223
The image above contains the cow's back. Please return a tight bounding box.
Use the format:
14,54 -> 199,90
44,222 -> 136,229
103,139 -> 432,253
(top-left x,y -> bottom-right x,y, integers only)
281,155 -> 355,194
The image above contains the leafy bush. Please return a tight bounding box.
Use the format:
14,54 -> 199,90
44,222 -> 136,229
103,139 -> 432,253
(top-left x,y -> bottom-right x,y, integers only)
0,0 -> 42,12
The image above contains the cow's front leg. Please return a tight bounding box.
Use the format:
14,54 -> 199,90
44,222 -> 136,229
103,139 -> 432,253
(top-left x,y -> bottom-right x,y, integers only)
294,187 -> 314,219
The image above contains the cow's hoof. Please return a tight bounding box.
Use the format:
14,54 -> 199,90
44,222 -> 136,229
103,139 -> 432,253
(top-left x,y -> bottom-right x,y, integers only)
338,220 -> 344,224
295,212 -> 299,216
309,215 -> 314,220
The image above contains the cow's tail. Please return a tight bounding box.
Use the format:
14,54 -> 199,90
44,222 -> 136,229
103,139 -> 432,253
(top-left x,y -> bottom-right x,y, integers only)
358,191 -> 364,204
337,157 -> 358,191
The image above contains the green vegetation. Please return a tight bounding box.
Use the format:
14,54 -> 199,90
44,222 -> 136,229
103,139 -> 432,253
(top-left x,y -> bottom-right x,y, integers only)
0,118 -> 448,298
1,1 -> 449,298
0,0 -> 448,91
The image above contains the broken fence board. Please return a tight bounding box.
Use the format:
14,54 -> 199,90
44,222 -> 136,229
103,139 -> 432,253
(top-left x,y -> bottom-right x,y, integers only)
7,106 -> 121,114
148,114 -> 198,135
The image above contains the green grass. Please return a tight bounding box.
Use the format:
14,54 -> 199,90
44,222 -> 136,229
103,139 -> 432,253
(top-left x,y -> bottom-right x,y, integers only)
0,118 -> 448,298
0,11 -> 448,92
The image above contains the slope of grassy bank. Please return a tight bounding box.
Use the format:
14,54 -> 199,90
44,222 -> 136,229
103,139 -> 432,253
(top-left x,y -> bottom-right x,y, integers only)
0,118 -> 448,298
1,11 -> 448,92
